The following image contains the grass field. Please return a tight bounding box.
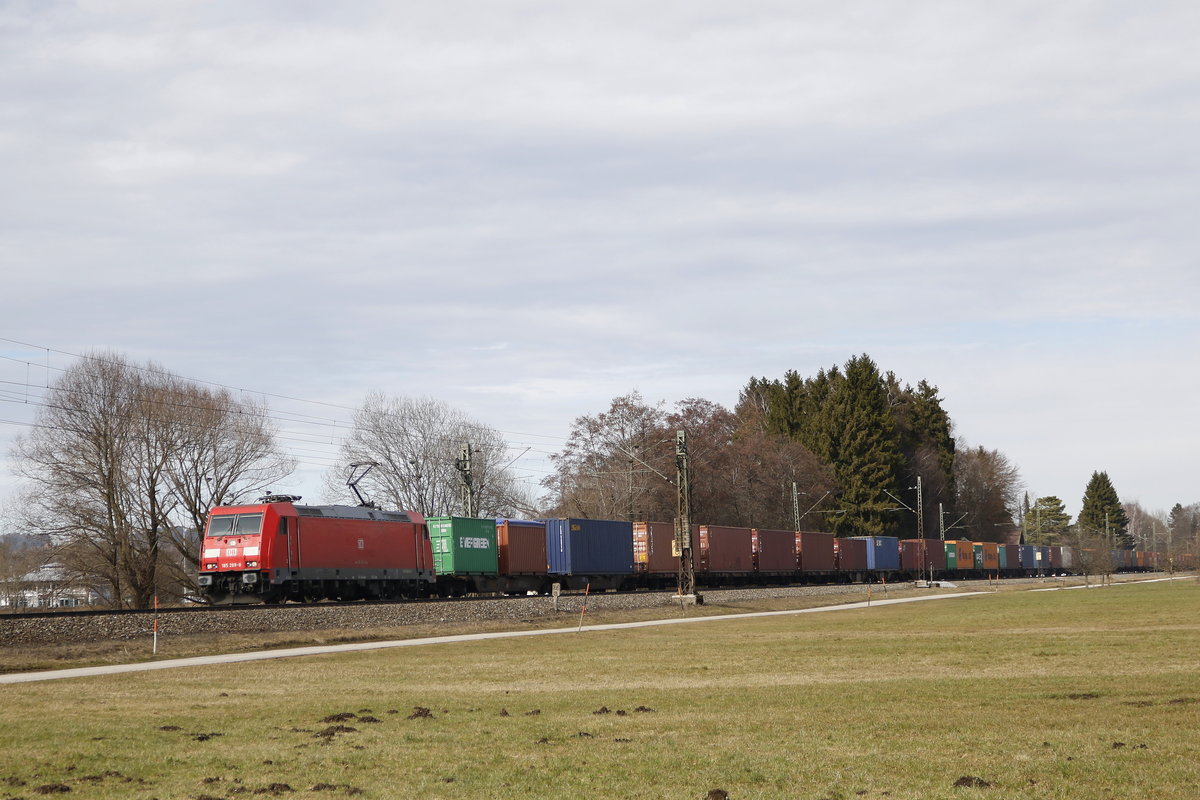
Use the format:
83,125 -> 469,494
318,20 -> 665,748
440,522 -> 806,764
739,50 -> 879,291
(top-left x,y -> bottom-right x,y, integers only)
2,579 -> 1197,800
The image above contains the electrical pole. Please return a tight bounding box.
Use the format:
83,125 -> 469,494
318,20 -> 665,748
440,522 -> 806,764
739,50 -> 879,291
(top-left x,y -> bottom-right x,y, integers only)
792,481 -> 800,531
628,451 -> 635,522
675,430 -> 695,598
915,476 -> 924,539
939,502 -> 945,541
455,443 -> 476,517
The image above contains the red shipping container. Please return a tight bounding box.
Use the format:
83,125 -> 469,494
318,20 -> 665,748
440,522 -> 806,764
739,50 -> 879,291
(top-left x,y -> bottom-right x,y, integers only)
633,521 -> 697,574
796,531 -> 835,572
900,539 -> 946,572
835,537 -> 868,571
698,525 -> 753,573
496,520 -> 548,575
753,528 -> 797,573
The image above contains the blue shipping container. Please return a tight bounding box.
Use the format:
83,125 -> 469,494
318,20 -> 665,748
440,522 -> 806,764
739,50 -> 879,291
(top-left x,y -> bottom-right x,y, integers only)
850,536 -> 900,571
544,518 -> 634,575
1019,545 -> 1037,569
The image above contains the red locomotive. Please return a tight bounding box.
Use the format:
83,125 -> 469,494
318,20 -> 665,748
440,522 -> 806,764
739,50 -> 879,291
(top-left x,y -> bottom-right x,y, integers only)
197,495 -> 434,603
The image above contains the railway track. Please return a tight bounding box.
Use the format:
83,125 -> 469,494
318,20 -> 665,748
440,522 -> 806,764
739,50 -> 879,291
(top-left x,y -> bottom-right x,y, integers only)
0,591 -> 533,622
1,575 -> 1176,650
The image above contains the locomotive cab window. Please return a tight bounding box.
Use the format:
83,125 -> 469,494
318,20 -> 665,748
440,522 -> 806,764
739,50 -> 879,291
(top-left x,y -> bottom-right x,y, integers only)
207,513 -> 264,536
207,516 -> 235,536
235,513 -> 263,535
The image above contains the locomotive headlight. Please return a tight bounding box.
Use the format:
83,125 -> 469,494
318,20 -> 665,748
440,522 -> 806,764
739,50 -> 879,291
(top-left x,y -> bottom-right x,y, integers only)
246,560 -> 258,568
205,563 -> 217,570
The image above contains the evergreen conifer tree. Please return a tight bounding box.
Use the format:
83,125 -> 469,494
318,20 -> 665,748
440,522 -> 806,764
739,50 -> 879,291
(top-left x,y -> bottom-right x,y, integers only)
1078,471 -> 1132,548
823,355 -> 902,535
1026,496 -> 1072,545
750,355 -> 957,537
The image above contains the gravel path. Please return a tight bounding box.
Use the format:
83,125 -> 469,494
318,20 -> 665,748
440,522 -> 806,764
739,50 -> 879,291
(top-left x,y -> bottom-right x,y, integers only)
1,591 -> 992,684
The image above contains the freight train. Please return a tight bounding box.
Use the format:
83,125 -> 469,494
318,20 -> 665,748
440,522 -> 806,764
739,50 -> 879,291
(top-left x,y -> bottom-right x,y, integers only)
196,496 -> 1193,603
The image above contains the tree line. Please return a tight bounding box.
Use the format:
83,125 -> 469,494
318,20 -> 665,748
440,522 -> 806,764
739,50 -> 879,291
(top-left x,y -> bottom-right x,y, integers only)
544,354 -> 1199,560
2,350 -> 1196,608
546,355 -> 1010,541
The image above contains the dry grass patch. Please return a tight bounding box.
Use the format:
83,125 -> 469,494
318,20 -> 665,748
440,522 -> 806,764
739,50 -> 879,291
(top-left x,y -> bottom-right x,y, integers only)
1,580 -> 1197,799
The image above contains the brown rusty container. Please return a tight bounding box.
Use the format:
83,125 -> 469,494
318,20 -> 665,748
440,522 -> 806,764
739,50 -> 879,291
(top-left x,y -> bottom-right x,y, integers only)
496,520 -> 548,575
900,539 -> 946,572
796,531 -> 835,572
835,537 -> 868,572
753,528 -> 797,573
999,544 -> 1020,571
698,525 -> 754,574
633,521 -> 697,574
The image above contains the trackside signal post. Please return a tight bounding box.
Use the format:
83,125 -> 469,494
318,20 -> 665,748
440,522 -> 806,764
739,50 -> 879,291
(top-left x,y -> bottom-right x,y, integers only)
674,430 -> 696,600
455,443 -> 476,517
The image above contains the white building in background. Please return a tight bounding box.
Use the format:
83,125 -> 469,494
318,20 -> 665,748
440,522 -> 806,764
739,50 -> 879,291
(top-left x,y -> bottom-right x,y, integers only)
0,564 -> 101,609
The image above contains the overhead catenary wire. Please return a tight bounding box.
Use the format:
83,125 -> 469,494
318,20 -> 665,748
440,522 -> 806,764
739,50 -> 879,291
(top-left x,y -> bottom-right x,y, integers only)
0,339 -> 570,444
0,335 -> 696,501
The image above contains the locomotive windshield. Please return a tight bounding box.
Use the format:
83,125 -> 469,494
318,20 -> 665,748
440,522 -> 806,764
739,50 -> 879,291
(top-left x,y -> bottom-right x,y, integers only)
207,513 -> 264,537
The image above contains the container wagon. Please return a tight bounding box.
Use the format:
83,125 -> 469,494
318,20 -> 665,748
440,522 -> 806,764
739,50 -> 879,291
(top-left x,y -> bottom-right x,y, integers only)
698,526 -> 755,581
544,518 -> 634,590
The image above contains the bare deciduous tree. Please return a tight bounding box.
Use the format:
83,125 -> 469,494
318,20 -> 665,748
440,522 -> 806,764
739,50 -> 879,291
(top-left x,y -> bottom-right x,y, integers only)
1069,526 -> 1115,586
165,386 -> 294,575
10,351 -> 294,607
544,392 -> 672,521
953,440 -> 1022,543
324,393 -> 537,518
544,393 -> 835,528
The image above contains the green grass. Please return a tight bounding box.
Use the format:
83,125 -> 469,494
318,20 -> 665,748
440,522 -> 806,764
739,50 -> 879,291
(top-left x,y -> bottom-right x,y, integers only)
2,580 -> 1198,799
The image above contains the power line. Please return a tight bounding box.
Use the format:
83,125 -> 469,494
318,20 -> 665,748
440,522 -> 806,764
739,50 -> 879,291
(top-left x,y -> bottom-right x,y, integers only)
0,337 -> 571,444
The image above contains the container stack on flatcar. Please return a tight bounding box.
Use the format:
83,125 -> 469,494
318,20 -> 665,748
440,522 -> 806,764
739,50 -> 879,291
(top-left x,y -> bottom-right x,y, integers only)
426,516 -> 500,595
853,536 -> 900,574
796,531 -> 836,579
496,519 -> 549,594
545,518 -> 634,590
754,528 -> 798,577
834,537 -> 868,578
633,522 -> 697,588
900,539 -> 946,576
699,525 -> 755,581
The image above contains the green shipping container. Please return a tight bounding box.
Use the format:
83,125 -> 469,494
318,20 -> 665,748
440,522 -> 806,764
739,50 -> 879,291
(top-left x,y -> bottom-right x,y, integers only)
426,516 -> 499,576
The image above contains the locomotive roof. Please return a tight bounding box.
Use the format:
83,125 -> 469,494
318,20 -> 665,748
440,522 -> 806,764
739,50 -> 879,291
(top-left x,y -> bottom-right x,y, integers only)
293,504 -> 417,523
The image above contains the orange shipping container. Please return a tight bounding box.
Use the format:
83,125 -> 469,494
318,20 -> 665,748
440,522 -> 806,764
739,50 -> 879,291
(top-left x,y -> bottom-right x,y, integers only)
973,541 -> 999,571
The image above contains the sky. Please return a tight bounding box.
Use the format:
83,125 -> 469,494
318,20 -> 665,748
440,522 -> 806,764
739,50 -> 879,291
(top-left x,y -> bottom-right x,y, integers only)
3,1 -> 1199,525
